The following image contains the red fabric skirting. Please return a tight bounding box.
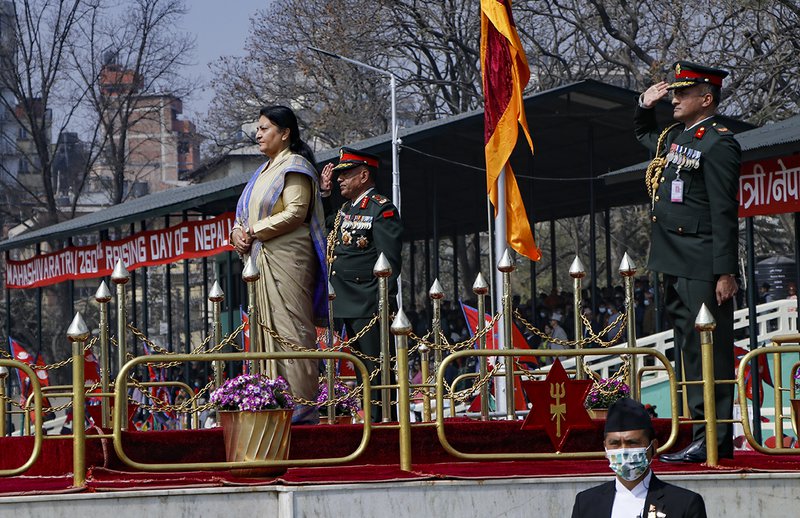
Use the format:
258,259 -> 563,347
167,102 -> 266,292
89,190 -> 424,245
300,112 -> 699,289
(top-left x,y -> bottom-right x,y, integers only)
2,418 -> 800,495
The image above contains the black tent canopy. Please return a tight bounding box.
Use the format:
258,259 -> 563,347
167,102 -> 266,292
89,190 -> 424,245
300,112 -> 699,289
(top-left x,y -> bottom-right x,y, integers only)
0,80 -> 753,253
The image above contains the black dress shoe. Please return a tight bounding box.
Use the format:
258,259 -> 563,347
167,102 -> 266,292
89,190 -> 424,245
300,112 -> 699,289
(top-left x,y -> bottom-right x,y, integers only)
660,439 -> 706,463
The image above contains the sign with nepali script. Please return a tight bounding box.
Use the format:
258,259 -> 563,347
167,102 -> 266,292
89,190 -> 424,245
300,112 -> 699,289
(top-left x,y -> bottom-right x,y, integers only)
739,154 -> 800,217
5,212 -> 234,289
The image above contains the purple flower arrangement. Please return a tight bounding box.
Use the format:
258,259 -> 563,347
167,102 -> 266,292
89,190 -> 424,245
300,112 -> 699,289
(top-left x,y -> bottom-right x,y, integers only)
210,374 -> 295,411
584,377 -> 631,409
315,380 -> 359,416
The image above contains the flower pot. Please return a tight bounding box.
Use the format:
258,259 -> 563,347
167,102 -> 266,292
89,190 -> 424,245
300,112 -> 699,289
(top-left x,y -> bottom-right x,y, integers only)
587,408 -> 608,420
219,409 -> 292,477
791,399 -> 800,437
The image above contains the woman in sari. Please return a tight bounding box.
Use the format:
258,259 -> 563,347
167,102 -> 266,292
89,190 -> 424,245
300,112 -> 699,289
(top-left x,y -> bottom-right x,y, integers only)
230,106 -> 327,424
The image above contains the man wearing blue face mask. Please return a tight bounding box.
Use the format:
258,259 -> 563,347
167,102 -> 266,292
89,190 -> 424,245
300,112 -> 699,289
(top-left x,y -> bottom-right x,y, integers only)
571,398 -> 707,518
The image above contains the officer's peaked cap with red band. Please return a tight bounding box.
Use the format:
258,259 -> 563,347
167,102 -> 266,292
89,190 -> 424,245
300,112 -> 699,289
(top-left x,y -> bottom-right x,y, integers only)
332,147 -> 380,173
667,61 -> 729,91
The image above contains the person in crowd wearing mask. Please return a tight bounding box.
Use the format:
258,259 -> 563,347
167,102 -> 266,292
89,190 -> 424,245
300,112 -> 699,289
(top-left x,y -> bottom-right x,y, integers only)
642,291 -> 657,336
605,303 -> 624,344
548,312 -> 568,362
595,302 -> 609,331
571,398 -> 707,518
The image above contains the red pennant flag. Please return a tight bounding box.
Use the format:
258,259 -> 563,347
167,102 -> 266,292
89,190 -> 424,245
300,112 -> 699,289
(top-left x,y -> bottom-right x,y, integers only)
460,301 -> 538,365
316,326 -> 356,377
734,345 -> 773,405
241,307 -> 251,374
8,338 -> 51,411
480,0 -> 541,261
241,308 -> 251,353
84,347 -> 102,384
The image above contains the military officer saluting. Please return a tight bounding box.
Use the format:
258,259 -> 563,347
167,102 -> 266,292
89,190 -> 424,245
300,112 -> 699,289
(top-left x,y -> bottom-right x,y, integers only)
320,147 -> 403,422
635,61 -> 740,463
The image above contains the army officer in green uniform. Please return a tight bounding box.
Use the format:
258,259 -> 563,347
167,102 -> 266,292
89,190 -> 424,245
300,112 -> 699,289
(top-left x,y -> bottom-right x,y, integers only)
321,148 -> 403,422
635,61 -> 740,463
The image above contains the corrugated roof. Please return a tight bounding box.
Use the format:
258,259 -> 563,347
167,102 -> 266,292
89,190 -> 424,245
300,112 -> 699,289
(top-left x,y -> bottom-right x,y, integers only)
0,79 -> 761,251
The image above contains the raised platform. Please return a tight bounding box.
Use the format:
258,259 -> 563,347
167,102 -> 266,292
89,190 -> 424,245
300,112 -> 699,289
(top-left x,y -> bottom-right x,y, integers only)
2,470 -> 800,518
2,419 -> 799,517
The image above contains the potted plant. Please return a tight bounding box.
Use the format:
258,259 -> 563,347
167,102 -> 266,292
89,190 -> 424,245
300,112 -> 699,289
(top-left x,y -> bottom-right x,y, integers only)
210,374 -> 294,476
584,376 -> 631,419
316,380 -> 359,424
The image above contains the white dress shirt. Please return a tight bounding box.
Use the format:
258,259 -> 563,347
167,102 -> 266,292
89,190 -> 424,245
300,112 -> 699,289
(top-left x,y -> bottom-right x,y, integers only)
610,470 -> 652,518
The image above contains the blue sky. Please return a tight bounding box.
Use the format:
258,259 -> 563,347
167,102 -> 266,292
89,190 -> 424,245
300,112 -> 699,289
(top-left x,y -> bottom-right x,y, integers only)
178,1 -> 264,119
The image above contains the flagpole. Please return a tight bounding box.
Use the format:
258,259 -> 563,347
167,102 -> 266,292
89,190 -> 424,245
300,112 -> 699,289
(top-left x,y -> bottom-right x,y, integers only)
308,46 -> 402,306
494,168 -> 508,416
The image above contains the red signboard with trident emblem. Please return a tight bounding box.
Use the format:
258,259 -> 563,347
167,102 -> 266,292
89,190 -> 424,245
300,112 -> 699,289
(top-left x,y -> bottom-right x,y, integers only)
520,359 -> 593,450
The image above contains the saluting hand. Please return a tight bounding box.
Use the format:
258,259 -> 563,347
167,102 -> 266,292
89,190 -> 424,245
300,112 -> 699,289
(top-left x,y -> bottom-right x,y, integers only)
641,81 -> 670,109
320,163 -> 334,193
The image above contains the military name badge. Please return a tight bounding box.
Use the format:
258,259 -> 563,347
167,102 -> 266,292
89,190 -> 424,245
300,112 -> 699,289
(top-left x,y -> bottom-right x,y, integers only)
356,235 -> 369,248
671,177 -> 684,203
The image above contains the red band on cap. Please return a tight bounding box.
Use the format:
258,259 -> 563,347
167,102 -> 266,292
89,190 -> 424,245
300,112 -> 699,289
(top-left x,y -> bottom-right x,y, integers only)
340,151 -> 379,168
675,69 -> 723,87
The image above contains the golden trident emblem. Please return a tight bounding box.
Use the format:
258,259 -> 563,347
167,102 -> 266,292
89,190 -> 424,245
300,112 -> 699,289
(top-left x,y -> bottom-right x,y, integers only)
550,382 -> 567,437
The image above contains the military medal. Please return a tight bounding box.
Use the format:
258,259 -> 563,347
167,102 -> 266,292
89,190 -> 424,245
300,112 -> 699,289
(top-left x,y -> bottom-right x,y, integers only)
342,230 -> 352,245
356,235 -> 368,248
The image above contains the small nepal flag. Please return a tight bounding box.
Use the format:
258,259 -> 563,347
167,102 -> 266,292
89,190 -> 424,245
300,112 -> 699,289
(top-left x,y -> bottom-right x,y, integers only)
241,307 -> 251,353
316,325 -> 355,377
8,337 -> 51,409
459,301 -> 538,365
734,345 -> 773,405
241,307 -> 251,374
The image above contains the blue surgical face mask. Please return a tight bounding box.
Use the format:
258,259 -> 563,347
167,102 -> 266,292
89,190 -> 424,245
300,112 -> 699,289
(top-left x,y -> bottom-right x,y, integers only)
605,442 -> 652,481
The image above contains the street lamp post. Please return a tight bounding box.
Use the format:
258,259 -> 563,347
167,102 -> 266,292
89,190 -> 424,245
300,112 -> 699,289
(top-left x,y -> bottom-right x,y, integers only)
309,46 -> 403,304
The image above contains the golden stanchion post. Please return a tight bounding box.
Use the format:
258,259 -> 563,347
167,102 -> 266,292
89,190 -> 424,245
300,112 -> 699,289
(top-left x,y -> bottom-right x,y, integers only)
67,312 -> 90,487
326,281 -> 337,425
95,281 -> 112,428
242,255 -> 264,376
569,256 -> 586,380
208,281 -> 225,388
619,252 -> 638,400
373,252 -> 393,423
696,303 -> 718,467
498,249 -> 516,420
418,342 -> 431,421
473,273 -> 490,420
773,347 -> 784,446
429,279 -> 444,374
391,308 -> 413,471
111,260 -> 129,430
0,366 -> 7,437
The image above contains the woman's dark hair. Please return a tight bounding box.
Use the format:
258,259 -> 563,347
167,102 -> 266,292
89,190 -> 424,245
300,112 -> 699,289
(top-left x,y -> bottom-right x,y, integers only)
259,105 -> 317,167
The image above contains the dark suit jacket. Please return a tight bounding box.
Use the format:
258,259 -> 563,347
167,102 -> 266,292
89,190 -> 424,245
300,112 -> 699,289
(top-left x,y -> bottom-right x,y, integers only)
571,473 -> 707,518
634,106 -> 740,281
326,191 -> 403,318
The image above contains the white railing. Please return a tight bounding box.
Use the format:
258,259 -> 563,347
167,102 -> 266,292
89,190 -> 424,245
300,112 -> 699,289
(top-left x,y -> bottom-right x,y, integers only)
558,299 -> 798,387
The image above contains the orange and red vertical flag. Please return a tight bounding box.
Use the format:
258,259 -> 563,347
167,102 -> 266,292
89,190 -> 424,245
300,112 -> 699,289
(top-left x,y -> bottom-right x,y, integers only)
480,0 -> 541,261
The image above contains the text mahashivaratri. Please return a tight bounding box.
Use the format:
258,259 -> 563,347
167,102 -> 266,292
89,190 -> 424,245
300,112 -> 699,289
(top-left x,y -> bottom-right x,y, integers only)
5,214 -> 234,289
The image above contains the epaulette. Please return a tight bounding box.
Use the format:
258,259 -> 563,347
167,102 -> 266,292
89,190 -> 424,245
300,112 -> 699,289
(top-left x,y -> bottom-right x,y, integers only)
711,122 -> 734,135
371,193 -> 390,205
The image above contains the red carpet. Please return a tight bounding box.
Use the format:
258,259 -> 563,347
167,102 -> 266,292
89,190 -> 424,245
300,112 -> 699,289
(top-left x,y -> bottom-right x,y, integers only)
1,418 -> 799,495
